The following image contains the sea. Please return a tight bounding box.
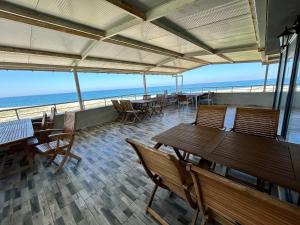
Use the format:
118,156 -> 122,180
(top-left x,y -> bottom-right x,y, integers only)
0,79 -> 278,108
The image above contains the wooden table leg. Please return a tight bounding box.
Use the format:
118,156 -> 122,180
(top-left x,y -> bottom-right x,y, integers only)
173,147 -> 184,161
24,143 -> 33,168
153,143 -> 162,149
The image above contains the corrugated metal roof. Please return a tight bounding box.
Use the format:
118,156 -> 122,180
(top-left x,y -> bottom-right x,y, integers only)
0,0 -> 266,75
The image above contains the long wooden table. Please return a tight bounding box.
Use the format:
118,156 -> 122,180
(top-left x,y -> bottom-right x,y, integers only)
152,123 -> 300,193
0,119 -> 34,146
0,119 -> 34,177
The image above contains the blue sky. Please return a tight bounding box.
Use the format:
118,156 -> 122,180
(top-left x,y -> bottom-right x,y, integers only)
0,62 -> 278,98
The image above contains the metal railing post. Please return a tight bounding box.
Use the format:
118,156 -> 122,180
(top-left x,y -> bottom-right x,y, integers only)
73,69 -> 84,111
15,109 -> 19,120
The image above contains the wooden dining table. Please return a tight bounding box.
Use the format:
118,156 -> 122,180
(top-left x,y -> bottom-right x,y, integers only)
152,123 -> 300,193
0,119 -> 34,176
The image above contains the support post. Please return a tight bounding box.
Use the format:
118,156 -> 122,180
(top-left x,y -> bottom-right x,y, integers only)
263,64 -> 269,92
73,69 -> 84,110
181,75 -> 183,92
143,73 -> 147,95
175,74 -> 178,93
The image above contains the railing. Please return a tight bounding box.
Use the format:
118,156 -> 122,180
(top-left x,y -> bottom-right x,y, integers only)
0,84 -> 296,122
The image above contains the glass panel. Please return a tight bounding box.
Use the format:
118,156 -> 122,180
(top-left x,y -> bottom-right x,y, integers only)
286,38 -> 300,144
274,50 -> 286,109
277,37 -> 297,134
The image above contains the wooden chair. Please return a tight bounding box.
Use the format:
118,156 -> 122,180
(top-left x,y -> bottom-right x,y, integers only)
187,164 -> 300,225
47,107 -> 56,129
177,94 -> 189,108
126,138 -> 197,225
36,112 -> 81,174
111,99 -> 124,121
187,105 -> 227,165
233,107 -> 280,139
32,112 -> 48,137
194,105 -> 227,129
119,100 -> 141,123
199,92 -> 214,105
227,107 -> 281,191
151,94 -> 166,115
143,94 -> 151,100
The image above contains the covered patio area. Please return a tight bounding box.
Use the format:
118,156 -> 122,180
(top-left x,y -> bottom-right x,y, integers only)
1,0 -> 300,225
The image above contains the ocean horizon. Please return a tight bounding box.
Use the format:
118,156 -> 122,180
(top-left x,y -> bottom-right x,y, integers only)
0,78 -> 278,108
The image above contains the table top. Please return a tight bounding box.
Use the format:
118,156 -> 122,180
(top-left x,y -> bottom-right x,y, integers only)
180,93 -> 203,97
0,119 -> 34,147
131,99 -> 156,104
152,123 -> 300,193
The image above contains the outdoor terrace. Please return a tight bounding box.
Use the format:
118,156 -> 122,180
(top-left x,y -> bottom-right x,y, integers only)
0,105 -> 299,225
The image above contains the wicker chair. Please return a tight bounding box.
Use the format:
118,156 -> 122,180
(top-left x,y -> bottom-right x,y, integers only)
36,112 -> 81,174
187,164 -> 300,225
126,138 -> 197,225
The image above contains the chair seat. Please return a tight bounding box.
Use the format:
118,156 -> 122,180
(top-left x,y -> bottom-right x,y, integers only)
27,137 -> 39,146
125,110 -> 141,113
36,140 -> 69,153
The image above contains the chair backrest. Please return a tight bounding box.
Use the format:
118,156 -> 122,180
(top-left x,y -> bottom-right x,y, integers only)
177,94 -> 188,102
233,107 -> 279,138
126,138 -> 195,207
195,105 -> 227,129
119,100 -> 134,111
143,94 -> 151,100
63,112 -> 76,134
41,112 -> 47,130
111,100 -> 122,112
49,107 -> 56,122
164,90 -> 168,97
187,164 -> 300,225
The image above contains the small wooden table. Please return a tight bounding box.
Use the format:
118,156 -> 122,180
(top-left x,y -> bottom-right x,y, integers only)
152,123 -> 300,193
0,119 -> 34,176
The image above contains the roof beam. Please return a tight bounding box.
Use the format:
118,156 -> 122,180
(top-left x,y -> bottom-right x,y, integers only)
104,2 -> 232,63
0,45 -> 185,70
76,0 -> 199,66
0,62 -> 176,75
0,1 -> 204,66
0,1 -> 104,40
152,18 -> 214,54
185,44 -> 258,57
105,0 -> 146,20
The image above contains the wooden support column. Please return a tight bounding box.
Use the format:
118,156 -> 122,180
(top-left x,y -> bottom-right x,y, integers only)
143,73 -> 147,95
263,64 -> 269,92
73,70 -> 84,110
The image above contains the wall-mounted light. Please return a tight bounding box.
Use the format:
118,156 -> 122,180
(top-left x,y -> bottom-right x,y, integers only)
278,27 -> 294,49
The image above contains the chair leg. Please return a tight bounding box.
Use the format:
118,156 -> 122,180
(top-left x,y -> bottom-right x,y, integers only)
47,153 -> 57,166
54,154 -> 69,174
146,184 -> 170,225
191,210 -> 199,225
146,184 -> 158,211
69,152 -> 81,162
